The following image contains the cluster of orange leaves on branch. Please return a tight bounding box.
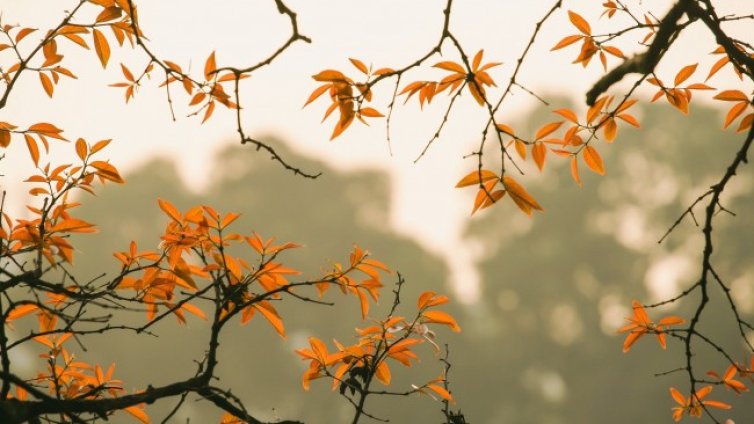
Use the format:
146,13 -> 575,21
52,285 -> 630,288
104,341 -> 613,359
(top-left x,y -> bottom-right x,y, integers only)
618,300 -> 754,422
399,49 -> 500,108
6,309 -> 149,423
3,133 -> 123,264
1,134 -> 149,422
3,133 -> 460,421
296,290 -> 458,403
304,4 -> 752,219
1,0 -> 243,126
304,59 -> 392,139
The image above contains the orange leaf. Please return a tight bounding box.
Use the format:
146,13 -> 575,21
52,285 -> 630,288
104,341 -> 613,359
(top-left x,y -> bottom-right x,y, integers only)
124,406 -> 150,424
472,186 -> 505,215
204,51 -> 217,79
349,58 -> 368,74
417,291 -> 449,309
75,138 -> 88,161
375,361 -> 391,385
618,113 -> 640,128
503,176 -> 543,216
553,108 -> 579,123
24,134 -> 40,166
455,169 -> 498,188
583,145 -> 605,175
0,130 -> 10,148
180,303 -> 206,320
303,84 -> 330,107
532,142 -> 546,171
551,35 -> 582,51
330,112 -> 354,140
255,301 -> 286,338
570,156 -> 581,186
7,304 -> 39,322
39,73 -> 54,98
422,310 -> 460,332
737,113 -> 753,132
96,6 -> 122,23
434,61 -> 465,74
28,123 -> 65,139
312,69 -> 348,82
90,160 -> 125,183
674,63 -> 697,86
359,107 -> 384,118
15,28 -> 37,43
472,49 -> 484,70
427,384 -> 454,403
202,101 -> 215,124
90,139 -> 111,154
568,11 -> 591,35
92,29 -> 110,68
723,102 -> 748,128
157,198 -> 182,223
706,56 -> 729,81
714,90 -> 748,102
602,45 -> 625,58
535,121 -> 563,140
603,118 -> 617,142
51,218 -> 96,233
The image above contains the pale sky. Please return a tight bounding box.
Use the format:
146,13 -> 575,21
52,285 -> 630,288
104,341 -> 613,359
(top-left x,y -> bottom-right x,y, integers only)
1,0 -> 748,302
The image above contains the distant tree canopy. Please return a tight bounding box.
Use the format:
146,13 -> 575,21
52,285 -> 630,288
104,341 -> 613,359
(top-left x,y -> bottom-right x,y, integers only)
0,1 -> 753,424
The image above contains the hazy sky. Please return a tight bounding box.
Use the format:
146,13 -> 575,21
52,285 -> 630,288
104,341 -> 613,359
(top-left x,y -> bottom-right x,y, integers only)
2,0 -> 747,301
